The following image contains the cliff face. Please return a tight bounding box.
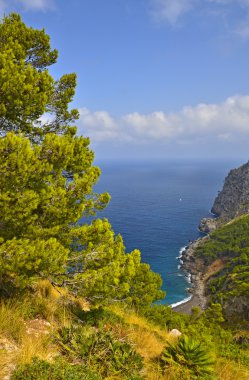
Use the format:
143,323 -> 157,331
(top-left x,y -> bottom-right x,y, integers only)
212,161 -> 249,219
199,161 -> 249,232
183,161 -> 249,321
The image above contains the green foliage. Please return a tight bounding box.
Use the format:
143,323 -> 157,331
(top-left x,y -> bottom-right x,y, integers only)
11,357 -> 101,380
69,219 -> 164,306
55,325 -> 143,378
0,130 -> 164,306
203,303 -> 225,324
196,215 -> 249,318
0,132 -> 103,242
0,238 -> 68,288
0,13 -> 164,308
127,262 -> 165,310
1,11 -> 249,380
72,307 -> 125,328
190,306 -> 202,321
197,215 -> 249,263
159,335 -> 216,379
0,132 -> 107,289
0,13 -> 78,138
144,304 -> 189,330
218,343 -> 249,367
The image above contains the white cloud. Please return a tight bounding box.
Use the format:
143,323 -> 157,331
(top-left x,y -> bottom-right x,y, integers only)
17,0 -> 55,11
78,108 -> 126,142
0,0 -> 55,14
79,108 -> 117,130
150,0 -> 194,25
150,0 -> 249,36
77,95 -> 249,145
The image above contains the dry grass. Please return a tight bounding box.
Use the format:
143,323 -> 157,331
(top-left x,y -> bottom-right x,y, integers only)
108,304 -> 184,372
34,279 -> 63,300
109,305 -> 171,341
0,350 -> 16,380
14,334 -> 56,365
215,359 -> 249,380
0,334 -> 57,380
129,327 -> 165,360
108,304 -> 184,380
0,300 -> 27,344
0,287 -> 248,380
111,321 -> 165,361
0,288 -> 60,379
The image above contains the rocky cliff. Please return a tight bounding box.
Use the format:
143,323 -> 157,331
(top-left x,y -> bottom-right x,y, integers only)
200,161 -> 249,232
212,161 -> 249,219
181,161 -> 249,321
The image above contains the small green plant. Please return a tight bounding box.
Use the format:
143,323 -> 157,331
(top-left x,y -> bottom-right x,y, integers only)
11,357 -> 101,380
55,325 -> 143,378
159,335 -> 216,379
73,307 -> 125,328
219,343 -> 249,367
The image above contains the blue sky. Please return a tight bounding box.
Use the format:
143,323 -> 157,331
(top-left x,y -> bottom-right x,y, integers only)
2,0 -> 249,161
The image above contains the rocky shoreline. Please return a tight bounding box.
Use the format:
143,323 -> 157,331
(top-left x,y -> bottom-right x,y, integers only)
172,160 -> 249,316
172,238 -> 209,314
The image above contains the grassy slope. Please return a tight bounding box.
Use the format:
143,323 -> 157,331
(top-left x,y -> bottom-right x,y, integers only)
0,281 -> 248,380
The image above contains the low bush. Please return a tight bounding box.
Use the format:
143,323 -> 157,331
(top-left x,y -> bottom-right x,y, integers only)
55,324 -> 143,378
11,357 -> 101,380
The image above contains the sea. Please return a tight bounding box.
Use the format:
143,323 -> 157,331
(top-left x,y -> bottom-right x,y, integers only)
86,159 -> 243,306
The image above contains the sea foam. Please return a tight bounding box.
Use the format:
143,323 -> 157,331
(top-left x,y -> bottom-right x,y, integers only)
170,295 -> 192,308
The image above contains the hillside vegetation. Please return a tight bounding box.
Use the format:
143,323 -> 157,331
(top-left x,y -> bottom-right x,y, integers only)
196,215 -> 249,322
0,282 -> 248,380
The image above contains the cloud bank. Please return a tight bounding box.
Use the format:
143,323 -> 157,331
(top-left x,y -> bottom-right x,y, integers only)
78,95 -> 249,147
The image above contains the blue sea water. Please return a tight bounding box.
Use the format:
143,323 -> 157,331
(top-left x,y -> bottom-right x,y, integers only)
89,159 -> 243,305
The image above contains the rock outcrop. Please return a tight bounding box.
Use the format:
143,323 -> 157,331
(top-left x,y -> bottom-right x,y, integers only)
198,218 -> 218,233
212,161 -> 249,219
223,296 -> 249,322
199,161 -> 249,233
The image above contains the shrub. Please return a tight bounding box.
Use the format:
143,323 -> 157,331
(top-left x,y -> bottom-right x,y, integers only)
55,325 -> 143,378
219,343 -> 249,367
144,304 -> 189,330
72,307 -> 125,327
11,357 -> 101,380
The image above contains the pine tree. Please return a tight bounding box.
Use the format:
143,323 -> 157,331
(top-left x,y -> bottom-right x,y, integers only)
0,14 -> 165,307
0,13 -> 78,138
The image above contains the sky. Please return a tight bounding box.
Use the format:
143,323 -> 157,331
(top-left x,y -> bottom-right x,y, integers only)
1,0 -> 249,161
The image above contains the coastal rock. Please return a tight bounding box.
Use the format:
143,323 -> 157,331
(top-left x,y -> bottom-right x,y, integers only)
211,161 -> 249,220
174,238 -> 209,314
199,218 -> 217,233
